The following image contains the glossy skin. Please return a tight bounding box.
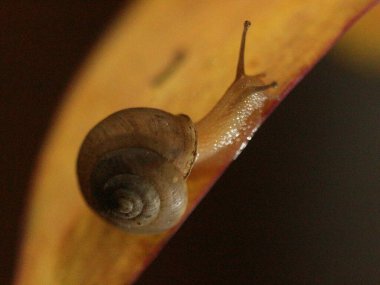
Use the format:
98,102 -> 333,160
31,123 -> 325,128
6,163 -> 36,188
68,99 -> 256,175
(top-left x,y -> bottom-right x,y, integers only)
196,21 -> 277,164
77,21 -> 276,234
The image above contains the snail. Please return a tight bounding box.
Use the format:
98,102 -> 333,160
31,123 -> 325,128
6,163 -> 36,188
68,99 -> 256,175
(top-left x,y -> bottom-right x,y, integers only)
77,21 -> 277,234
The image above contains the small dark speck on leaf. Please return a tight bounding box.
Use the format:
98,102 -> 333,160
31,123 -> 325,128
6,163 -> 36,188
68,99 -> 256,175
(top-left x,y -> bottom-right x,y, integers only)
151,50 -> 186,87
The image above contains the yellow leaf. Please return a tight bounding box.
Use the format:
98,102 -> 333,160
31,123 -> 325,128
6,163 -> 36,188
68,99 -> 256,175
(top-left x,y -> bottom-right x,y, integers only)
15,0 -> 377,284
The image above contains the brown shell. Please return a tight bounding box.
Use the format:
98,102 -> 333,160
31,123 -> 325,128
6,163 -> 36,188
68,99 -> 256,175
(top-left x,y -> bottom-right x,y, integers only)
77,108 -> 197,233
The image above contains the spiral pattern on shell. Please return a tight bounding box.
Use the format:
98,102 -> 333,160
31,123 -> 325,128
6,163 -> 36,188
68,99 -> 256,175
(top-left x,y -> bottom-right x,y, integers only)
89,148 -> 188,233
77,108 -> 197,233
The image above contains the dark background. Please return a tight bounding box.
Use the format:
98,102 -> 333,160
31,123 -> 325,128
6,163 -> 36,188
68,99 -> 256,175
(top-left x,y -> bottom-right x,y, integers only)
1,2 -> 379,284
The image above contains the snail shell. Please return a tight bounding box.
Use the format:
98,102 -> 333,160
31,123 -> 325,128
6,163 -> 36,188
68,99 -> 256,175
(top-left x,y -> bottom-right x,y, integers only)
77,108 -> 197,233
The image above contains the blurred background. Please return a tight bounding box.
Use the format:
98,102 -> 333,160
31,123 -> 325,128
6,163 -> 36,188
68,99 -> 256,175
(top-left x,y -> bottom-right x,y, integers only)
1,2 -> 379,284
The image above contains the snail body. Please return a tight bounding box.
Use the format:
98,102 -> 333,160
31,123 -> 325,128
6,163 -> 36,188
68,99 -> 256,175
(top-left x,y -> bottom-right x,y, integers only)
77,21 -> 276,233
